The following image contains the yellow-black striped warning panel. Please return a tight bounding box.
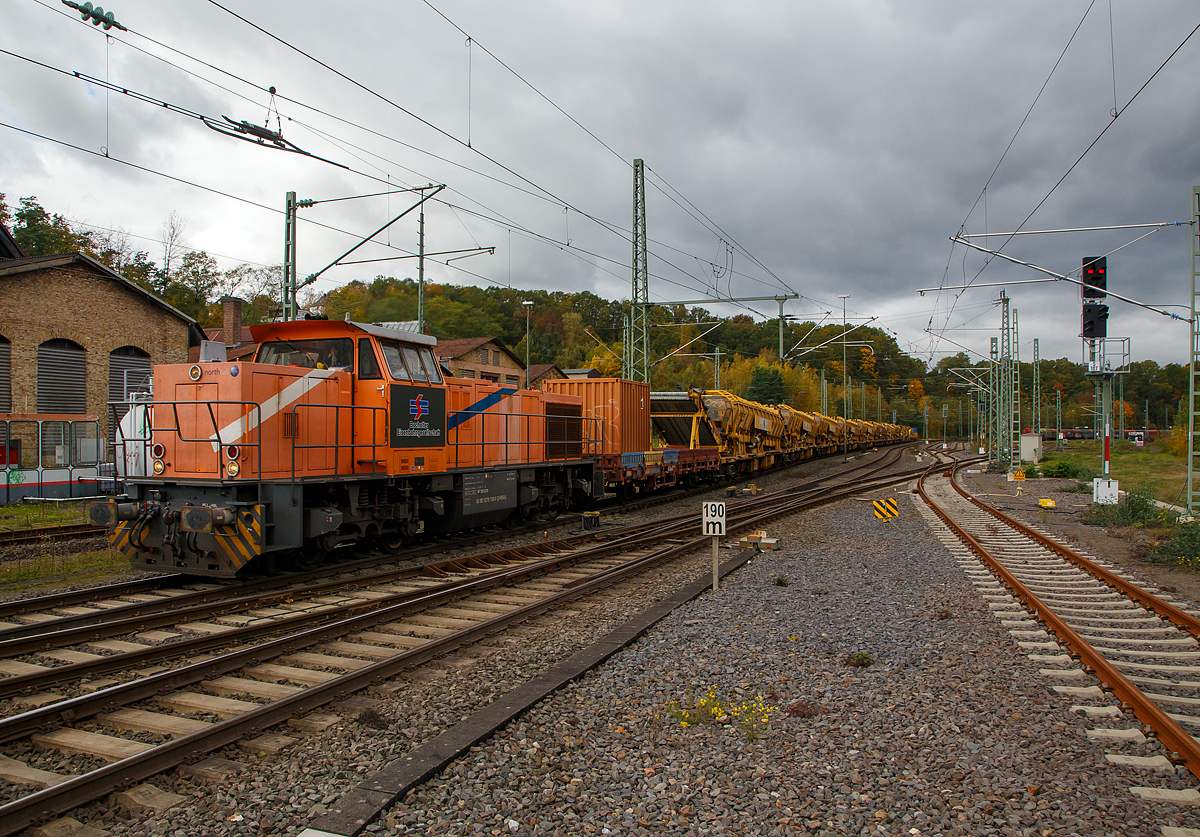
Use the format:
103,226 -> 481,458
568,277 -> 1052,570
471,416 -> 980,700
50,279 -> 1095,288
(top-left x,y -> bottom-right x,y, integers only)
214,504 -> 264,572
111,519 -> 136,554
873,497 -> 899,519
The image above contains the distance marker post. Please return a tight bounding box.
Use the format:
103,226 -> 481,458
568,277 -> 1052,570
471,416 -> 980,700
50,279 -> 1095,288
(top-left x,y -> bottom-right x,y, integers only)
702,501 -> 726,592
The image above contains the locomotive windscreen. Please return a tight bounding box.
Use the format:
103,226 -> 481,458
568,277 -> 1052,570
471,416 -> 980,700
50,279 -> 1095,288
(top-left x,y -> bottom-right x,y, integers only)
258,338 -> 354,370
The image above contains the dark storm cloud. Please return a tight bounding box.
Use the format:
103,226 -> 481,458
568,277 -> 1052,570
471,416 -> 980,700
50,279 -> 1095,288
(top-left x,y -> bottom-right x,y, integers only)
5,0 -> 1200,364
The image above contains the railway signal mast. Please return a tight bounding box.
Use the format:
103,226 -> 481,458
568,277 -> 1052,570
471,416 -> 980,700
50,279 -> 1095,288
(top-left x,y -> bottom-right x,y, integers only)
1081,256 -> 1111,480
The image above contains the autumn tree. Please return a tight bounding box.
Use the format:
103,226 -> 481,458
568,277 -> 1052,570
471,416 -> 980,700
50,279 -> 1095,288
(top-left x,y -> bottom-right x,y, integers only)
859,347 -> 876,376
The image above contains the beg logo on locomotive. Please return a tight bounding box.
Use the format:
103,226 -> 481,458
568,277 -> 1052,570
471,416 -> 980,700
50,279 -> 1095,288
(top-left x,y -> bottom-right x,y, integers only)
410,394 -> 427,420
391,385 -> 445,448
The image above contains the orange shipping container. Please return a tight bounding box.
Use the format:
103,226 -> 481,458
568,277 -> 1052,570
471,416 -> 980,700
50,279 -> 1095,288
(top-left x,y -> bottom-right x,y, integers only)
543,378 -> 650,455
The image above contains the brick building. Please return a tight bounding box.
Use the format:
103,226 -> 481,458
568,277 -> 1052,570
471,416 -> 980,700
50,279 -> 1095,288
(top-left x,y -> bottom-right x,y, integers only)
0,247 -> 198,448
434,337 -> 527,386
527,363 -> 566,390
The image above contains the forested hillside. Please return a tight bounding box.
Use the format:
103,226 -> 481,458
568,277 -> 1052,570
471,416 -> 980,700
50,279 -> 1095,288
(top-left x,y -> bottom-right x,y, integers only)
3,195 -> 1188,434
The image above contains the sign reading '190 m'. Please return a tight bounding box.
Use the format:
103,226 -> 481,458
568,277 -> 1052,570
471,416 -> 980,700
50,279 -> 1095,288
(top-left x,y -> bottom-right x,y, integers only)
390,385 -> 446,448
702,501 -> 726,536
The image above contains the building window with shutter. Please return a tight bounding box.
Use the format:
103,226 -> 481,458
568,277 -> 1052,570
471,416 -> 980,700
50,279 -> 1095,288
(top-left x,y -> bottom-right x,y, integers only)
479,348 -> 489,363
37,338 -> 87,414
0,334 -> 10,413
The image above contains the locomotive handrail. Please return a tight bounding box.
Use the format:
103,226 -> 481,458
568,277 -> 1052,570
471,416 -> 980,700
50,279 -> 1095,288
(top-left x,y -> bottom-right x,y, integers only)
110,398 -> 264,488
286,402 -> 388,488
446,410 -> 602,469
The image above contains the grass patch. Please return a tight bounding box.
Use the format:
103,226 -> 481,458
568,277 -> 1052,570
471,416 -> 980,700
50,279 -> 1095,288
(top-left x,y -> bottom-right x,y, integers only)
1082,485 -> 1172,528
1039,441 -> 1185,506
0,549 -> 128,587
845,651 -> 873,668
1145,523 -> 1200,568
0,501 -> 91,530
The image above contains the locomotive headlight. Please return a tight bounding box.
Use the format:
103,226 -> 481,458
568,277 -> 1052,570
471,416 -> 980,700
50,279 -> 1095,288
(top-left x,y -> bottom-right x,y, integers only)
152,459 -> 165,475
188,365 -> 202,381
226,460 -> 240,477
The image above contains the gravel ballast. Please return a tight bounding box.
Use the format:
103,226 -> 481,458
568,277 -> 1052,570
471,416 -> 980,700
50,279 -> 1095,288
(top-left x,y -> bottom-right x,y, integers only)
374,487 -> 1200,837
31,448 -> 1200,836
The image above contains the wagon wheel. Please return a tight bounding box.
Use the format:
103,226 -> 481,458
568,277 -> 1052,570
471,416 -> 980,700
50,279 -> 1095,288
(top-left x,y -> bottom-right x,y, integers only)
295,550 -> 324,572
296,538 -> 332,572
379,528 -> 407,553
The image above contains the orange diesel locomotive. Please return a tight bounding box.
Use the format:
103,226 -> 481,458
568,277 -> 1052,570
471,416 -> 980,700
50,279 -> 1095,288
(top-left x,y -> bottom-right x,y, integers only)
91,319 -> 604,576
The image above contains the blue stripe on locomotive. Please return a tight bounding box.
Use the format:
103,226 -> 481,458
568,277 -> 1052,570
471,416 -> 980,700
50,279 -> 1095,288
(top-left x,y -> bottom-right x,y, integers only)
447,388 -> 520,431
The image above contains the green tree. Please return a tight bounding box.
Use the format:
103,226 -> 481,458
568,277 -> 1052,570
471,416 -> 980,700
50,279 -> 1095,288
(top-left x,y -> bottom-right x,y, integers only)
747,365 -> 786,405
11,196 -> 93,256
164,251 -> 222,323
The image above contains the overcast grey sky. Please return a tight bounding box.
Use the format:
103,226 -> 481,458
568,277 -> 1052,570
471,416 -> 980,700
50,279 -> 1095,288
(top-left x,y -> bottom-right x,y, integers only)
5,1 -> 1200,367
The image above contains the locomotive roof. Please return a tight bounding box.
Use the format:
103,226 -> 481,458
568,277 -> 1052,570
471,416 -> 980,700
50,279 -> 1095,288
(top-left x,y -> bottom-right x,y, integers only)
248,318 -> 436,346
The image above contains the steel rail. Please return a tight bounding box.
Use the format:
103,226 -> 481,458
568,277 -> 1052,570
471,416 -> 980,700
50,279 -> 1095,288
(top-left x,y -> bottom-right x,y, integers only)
0,517 -> 697,688
0,574 -> 189,621
0,523 -> 105,547
917,464 -> 1200,781
0,504 -> 751,706
0,542 -> 564,654
570,450 -> 965,590
949,469 -> 1200,638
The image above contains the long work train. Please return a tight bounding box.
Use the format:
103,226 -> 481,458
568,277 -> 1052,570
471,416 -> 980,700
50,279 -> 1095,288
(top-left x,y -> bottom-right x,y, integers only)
90,319 -> 915,577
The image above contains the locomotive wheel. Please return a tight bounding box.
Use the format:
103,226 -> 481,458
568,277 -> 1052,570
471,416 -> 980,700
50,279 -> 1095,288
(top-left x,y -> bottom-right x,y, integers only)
295,545 -> 327,572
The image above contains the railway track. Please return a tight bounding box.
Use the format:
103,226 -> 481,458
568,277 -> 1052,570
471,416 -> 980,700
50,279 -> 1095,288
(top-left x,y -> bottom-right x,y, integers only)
0,444 -> 917,646
0,523 -> 106,549
0,443 -> 938,834
918,460 -> 1200,808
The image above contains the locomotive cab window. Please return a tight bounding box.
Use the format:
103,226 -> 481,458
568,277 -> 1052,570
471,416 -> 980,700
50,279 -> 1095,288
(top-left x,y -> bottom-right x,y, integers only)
358,338 -> 382,379
417,346 -> 442,383
402,346 -> 429,383
379,341 -> 443,384
258,338 -> 354,371
379,341 -> 411,381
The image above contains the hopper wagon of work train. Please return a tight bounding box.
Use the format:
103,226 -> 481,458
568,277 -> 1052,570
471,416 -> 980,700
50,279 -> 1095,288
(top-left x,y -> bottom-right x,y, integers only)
90,319 -> 915,578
